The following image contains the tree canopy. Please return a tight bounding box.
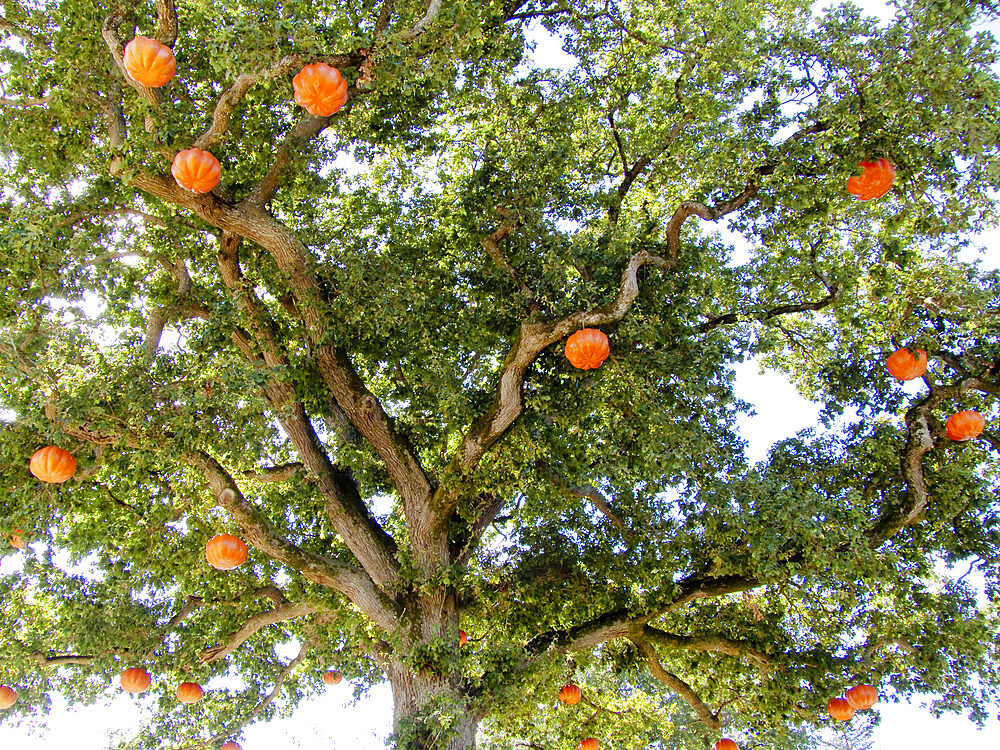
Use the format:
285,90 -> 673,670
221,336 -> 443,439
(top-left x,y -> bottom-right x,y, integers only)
1,0 -> 1000,748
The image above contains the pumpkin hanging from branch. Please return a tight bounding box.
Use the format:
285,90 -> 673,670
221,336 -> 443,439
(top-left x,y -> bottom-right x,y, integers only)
9,527 -> 25,549
323,671 -> 342,685
29,446 -> 76,483
176,682 -> 204,704
120,668 -> 152,694
579,739 -> 599,750
827,697 -> 856,721
885,347 -> 927,381
847,158 -> 895,200
220,743 -> 242,750
0,685 -> 16,710
122,35 -> 176,88
565,328 -> 610,370
945,410 -> 985,442
558,683 -> 582,705
846,684 -> 879,710
292,63 -> 348,116
713,740 -> 739,750
171,148 -> 221,194
459,630 -> 468,647
205,533 -> 248,570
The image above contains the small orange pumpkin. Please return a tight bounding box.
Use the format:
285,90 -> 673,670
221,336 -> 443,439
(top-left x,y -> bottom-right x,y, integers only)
323,670 -> 342,685
579,739 -> 599,750
120,668 -> 152,694
558,683 -> 582,705
29,446 -> 77,483
945,410 -> 985,442
220,743 -> 242,750
827,696 -> 855,721
10,528 -> 25,549
292,63 -> 348,116
846,684 -> 879,710
0,685 -> 16,710
123,35 -> 176,88
847,158 -> 895,201
713,740 -> 739,750
171,148 -> 221,193
176,681 -> 204,704
205,533 -> 248,570
565,328 -> 610,370
885,347 -> 927,381
459,629 -> 468,647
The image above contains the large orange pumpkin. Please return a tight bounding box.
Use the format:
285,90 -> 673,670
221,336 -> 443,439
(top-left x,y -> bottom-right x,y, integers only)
122,35 -> 176,88
323,670 -> 342,685
176,681 -> 204,704
945,410 -> 985,442
292,63 -> 348,116
847,158 -> 895,200
565,328 -> 610,370
827,696 -> 855,721
220,743 -> 242,750
171,148 -> 221,193
558,683 -> 582,705
579,739 -> 599,750
29,446 -> 77,483
713,740 -> 739,750
885,347 -> 927,381
846,684 -> 879,710
0,685 -> 16,709
120,668 -> 152,694
205,533 -> 248,570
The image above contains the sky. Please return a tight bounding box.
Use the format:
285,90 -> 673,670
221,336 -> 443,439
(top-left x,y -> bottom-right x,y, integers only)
3,0 -> 1000,748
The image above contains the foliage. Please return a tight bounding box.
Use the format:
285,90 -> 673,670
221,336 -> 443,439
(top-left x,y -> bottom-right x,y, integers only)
1,0 -> 1000,748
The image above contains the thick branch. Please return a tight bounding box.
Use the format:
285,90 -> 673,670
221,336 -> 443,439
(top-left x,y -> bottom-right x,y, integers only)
404,0 -> 443,40
640,625 -> 771,667
633,638 -> 722,730
154,0 -> 178,46
242,462 -> 305,482
190,453 -> 400,631
199,600 -> 326,664
102,7 -> 161,108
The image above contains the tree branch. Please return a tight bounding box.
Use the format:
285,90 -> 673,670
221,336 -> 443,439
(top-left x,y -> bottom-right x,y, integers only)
154,0 -> 178,46
633,637 -> 722,730
199,600 -> 327,664
640,625 -> 771,668
404,0 -> 443,40
242,463 -> 305,482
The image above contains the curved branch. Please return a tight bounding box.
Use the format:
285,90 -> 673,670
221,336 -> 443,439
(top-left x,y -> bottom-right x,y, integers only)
404,0 -> 443,40
102,7 -> 161,108
199,600 -> 327,664
640,625 -> 771,668
633,637 -> 722,730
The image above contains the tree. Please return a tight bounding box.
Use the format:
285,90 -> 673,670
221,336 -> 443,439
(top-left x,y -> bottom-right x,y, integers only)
1,0 -> 999,748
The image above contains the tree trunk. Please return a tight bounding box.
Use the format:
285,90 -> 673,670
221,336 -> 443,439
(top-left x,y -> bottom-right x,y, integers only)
388,660 -> 478,750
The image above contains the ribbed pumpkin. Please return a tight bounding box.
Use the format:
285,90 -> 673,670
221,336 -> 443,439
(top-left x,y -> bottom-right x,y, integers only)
565,328 -> 610,370
120,668 -> 152,694
176,682 -> 204,704
206,533 -> 248,570
558,683 -> 582,705
579,739 -> 599,750
171,148 -> 221,193
0,685 -> 16,710
323,670 -> 342,685
29,446 -> 77,483
220,743 -> 242,750
122,35 -> 176,88
827,697 -> 855,721
713,740 -> 739,750
945,410 -> 985,442
885,347 -> 927,381
846,684 -> 879,710
847,158 -> 895,200
292,63 -> 348,116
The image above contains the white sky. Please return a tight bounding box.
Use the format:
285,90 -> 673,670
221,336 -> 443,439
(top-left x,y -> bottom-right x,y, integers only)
3,0 -> 1000,748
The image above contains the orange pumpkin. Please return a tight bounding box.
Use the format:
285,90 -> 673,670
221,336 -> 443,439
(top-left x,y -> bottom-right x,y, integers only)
122,35 -> 176,88
0,685 -> 16,710
458,629 -> 468,647
713,740 -> 739,750
205,533 -> 248,570
579,739 -> 599,750
29,446 -> 76,483
945,410 -> 985,442
847,158 -> 895,200
176,681 -> 204,704
323,670 -> 342,685
846,684 -> 879,710
565,328 -> 610,370
885,347 -> 927,381
120,668 -> 152,694
292,63 -> 348,116
171,148 -> 221,193
558,683 -> 582,705
827,696 -> 855,721
220,743 -> 242,750
9,528 -> 25,549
